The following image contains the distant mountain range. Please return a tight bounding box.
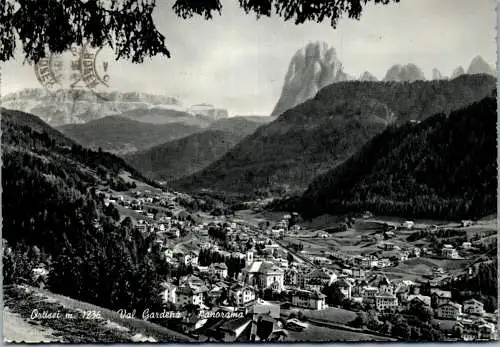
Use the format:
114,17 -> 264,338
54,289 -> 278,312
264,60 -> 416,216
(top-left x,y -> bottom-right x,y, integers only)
271,41 -> 496,117
124,116 -> 270,182
173,74 -> 496,198
58,116 -> 203,154
0,89 -> 230,126
294,93 -> 497,220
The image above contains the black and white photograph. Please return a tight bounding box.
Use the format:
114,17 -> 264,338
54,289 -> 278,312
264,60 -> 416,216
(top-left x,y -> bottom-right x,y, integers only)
1,0 -> 498,343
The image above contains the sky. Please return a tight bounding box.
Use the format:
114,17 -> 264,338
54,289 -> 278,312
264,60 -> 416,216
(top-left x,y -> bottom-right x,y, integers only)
1,0 -> 497,116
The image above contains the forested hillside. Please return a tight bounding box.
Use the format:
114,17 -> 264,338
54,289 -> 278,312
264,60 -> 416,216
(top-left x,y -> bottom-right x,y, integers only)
124,116 -> 265,182
295,94 -> 497,220
58,116 -> 202,153
1,108 -> 182,339
174,74 -> 496,198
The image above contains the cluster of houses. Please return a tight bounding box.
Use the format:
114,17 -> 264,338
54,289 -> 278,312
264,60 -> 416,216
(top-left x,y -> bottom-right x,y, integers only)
87,193 -> 495,343
326,273 -> 496,340
258,213 -> 301,239
156,247 -> 286,340
325,245 -> 420,270
96,188 -> 206,240
156,232 -> 497,342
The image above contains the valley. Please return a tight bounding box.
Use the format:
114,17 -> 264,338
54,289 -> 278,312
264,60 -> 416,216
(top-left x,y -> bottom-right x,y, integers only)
2,51 -> 498,344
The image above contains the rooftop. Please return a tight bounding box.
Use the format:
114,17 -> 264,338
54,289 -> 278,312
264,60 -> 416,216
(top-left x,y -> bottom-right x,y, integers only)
212,263 -> 228,270
307,268 -> 331,279
292,289 -> 326,300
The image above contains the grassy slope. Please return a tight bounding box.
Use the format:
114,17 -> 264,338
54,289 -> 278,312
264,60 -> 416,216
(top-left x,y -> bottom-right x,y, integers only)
4,285 -> 193,343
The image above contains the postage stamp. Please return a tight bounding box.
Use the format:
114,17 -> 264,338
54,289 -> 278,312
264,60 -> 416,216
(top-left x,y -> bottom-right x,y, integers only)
1,0 -> 498,344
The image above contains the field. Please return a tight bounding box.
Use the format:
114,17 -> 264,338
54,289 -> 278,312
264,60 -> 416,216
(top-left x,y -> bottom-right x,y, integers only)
281,306 -> 357,325
284,322 -> 394,342
233,209 -> 284,228
373,257 -> 473,281
282,220 -> 391,257
276,212 -> 497,281
298,307 -> 357,324
173,236 -> 209,253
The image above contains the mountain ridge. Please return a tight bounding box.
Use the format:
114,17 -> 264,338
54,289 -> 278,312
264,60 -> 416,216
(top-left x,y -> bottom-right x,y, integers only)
1,107 -> 189,342
295,94 -> 497,220
58,115 -> 202,154
1,88 -> 229,126
124,116 -> 267,182
173,74 -> 496,198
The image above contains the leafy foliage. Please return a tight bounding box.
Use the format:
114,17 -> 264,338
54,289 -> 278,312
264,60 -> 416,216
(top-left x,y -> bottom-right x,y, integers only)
296,94 -> 497,220
1,0 -> 169,63
174,0 -> 400,26
198,248 -> 246,278
1,0 -> 399,63
176,75 -> 495,197
445,260 -> 498,312
322,282 -> 346,307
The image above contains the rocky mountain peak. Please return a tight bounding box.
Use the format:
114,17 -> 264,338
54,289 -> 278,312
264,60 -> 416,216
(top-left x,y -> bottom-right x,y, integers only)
383,63 -> 426,82
271,41 -> 350,117
359,71 -> 378,82
467,55 -> 495,76
451,66 -> 465,79
432,68 -> 445,80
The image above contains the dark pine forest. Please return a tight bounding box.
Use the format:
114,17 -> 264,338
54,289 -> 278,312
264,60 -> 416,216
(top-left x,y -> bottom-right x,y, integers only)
295,94 -> 497,220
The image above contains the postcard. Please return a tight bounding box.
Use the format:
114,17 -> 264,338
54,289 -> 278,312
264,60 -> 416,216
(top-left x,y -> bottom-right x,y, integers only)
1,0 -> 497,343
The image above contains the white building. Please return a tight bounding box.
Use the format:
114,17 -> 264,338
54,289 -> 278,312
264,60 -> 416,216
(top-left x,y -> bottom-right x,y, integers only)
436,302 -> 462,320
463,299 -> 485,315
177,286 -> 204,307
291,290 -> 326,310
462,242 -> 472,249
375,294 -> 399,312
442,244 -> 459,259
160,282 -> 177,305
184,252 -> 199,266
230,284 -> 256,307
362,286 -> 379,305
244,261 -> 284,292
210,263 -> 228,279
402,221 -> 415,229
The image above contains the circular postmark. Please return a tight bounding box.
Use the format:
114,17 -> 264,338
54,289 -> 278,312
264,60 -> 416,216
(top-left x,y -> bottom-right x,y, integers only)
34,43 -> 111,101
34,54 -> 65,93
73,43 -> 111,100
